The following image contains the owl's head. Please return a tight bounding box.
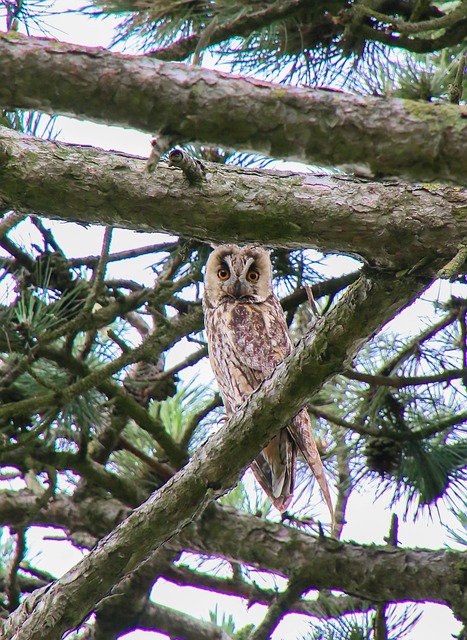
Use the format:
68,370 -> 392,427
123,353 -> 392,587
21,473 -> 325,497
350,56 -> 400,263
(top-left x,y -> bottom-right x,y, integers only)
204,244 -> 272,305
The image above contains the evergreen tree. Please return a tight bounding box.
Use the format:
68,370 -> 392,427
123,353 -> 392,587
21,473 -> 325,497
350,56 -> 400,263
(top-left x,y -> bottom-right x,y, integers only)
0,1 -> 466,638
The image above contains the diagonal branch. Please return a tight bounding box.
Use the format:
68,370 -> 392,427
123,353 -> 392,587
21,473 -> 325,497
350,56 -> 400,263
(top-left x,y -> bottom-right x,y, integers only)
1,34 -> 467,183
1,127 -> 467,270
0,271 -> 428,640
250,571 -> 308,640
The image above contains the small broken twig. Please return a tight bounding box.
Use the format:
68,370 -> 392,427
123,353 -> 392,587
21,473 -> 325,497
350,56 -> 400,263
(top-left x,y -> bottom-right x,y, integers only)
168,148 -> 207,184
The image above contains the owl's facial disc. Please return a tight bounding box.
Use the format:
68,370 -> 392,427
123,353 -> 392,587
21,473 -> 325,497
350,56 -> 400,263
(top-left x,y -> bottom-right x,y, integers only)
217,256 -> 259,301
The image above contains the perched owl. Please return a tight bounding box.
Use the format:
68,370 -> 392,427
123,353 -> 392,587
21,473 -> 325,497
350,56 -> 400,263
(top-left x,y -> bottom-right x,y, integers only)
203,244 -> 333,519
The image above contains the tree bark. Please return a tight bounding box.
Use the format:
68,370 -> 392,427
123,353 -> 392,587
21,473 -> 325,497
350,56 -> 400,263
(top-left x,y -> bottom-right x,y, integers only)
1,491 -> 466,626
0,273 -> 428,639
179,505 -> 467,624
1,127 -> 466,270
1,33 -> 467,184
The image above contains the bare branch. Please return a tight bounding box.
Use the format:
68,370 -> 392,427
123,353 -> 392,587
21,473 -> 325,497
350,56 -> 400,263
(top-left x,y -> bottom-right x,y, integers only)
343,367 -> 467,388
2,128 -> 467,270
2,34 -> 467,183
250,572 -> 308,640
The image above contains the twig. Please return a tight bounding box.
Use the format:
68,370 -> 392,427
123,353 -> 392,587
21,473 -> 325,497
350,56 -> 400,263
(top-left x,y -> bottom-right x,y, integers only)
438,243 -> 467,279
87,226 -> 113,309
180,392 -> 222,449
157,346 -> 208,381
409,0 -> 431,22
280,270 -> 361,313
329,424 -> 352,539
145,136 -> 175,173
6,528 -> 26,611
118,435 -> 175,481
448,55 -> 466,104
168,148 -> 207,184
39,227 -> 114,346
162,563 -> 374,618
373,602 -> 389,640
31,218 -> 64,254
68,242 -> 179,268
125,311 -> 151,337
192,15 -> 219,66
308,404 -> 467,442
384,513 -> 399,547
150,0 -> 309,62
354,1 -> 467,35
343,366 -> 467,388
0,212 -> 25,241
304,282 -> 320,317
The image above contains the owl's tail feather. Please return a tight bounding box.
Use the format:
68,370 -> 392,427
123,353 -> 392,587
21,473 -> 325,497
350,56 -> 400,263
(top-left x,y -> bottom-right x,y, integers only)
289,408 -> 335,527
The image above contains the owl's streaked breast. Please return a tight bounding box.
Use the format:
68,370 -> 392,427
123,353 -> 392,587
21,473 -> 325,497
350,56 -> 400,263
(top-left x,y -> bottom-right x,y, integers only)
204,301 -> 259,413
203,296 -> 291,414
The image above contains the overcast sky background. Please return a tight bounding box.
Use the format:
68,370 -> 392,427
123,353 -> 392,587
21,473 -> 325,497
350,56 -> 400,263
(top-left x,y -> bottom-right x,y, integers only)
0,2 -> 465,638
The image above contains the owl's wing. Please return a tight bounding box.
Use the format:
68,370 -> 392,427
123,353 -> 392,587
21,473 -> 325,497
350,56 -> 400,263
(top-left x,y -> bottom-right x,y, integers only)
250,430 -> 297,512
289,408 -> 334,524
227,295 -> 292,375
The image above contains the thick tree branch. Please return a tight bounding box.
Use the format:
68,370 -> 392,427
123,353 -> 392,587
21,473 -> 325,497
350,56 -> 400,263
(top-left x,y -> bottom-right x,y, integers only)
179,504 -> 467,624
1,128 -> 467,270
0,272 -> 428,639
1,34 -> 467,183
1,488 -> 465,625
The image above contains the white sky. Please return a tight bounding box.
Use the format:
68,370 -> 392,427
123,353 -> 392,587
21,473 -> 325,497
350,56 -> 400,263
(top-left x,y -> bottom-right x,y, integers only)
0,2 -> 465,639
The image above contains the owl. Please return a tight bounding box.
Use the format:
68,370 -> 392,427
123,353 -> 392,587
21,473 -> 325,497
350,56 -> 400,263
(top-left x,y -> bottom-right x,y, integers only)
203,244 -> 333,519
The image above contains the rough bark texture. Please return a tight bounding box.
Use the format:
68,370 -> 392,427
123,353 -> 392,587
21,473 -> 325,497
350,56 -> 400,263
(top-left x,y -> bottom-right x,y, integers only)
1,33 -> 467,184
0,273 -> 428,639
1,492 -> 465,626
1,127 -> 466,270
180,505 -> 467,623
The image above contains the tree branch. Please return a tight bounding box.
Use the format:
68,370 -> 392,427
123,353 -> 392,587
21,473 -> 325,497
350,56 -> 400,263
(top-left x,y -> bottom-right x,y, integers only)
353,1 -> 467,35
1,127 -> 467,270
138,600 -> 233,640
179,504 -> 467,624
162,563 -> 373,619
1,488 -> 465,627
151,0 -> 309,62
1,34 -> 467,183
343,367 -> 467,388
250,571 -> 308,640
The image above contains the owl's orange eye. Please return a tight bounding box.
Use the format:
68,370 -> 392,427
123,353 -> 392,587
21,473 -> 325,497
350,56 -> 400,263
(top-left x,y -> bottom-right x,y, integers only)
217,267 -> 230,280
247,269 -> 259,283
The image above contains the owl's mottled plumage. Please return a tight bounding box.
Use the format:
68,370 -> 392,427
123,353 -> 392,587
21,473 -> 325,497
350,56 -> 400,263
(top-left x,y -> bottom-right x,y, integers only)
203,244 -> 333,518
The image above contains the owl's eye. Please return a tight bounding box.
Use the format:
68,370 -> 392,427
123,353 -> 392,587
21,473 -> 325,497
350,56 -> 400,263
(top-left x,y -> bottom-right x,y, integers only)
247,269 -> 260,283
217,267 -> 230,280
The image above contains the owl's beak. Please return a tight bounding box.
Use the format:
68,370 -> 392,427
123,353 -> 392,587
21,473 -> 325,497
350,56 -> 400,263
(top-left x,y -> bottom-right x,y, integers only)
232,280 -> 243,299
